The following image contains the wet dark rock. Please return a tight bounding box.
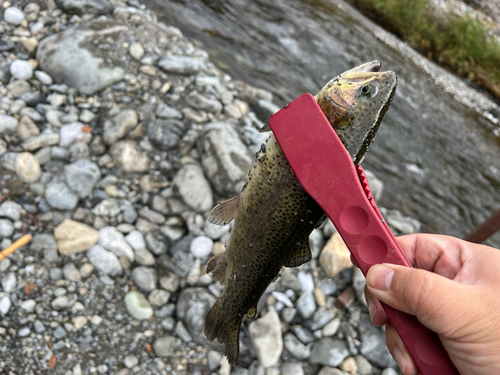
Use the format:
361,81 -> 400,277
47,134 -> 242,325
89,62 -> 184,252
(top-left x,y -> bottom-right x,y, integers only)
147,119 -> 184,151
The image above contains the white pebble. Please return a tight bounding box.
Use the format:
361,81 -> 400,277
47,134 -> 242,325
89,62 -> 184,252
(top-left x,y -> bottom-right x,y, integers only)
34,70 -> 53,85
189,236 -> 214,258
10,60 -> 33,80
4,7 -> 25,25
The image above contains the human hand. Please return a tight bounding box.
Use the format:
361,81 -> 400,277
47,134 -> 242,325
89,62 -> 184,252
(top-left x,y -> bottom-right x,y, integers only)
363,234 -> 500,374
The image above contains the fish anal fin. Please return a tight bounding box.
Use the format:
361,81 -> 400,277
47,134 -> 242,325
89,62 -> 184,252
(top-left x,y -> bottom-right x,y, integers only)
284,239 -> 312,267
205,300 -> 241,365
208,195 -> 240,226
246,305 -> 257,320
259,122 -> 271,133
206,251 -> 228,285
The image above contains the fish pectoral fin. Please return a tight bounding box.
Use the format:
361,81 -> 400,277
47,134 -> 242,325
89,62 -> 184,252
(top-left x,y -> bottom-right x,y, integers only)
206,251 -> 228,285
259,122 -> 271,133
284,239 -> 312,267
246,305 -> 257,320
208,195 -> 240,226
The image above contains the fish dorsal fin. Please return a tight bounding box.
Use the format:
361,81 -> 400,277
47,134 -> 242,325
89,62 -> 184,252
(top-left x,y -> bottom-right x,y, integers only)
208,195 -> 240,226
206,251 -> 228,285
246,305 -> 257,320
284,239 -> 312,267
259,122 -> 271,133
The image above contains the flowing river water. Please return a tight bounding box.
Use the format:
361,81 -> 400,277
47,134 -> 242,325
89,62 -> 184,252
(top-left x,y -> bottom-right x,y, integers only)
142,0 -> 500,247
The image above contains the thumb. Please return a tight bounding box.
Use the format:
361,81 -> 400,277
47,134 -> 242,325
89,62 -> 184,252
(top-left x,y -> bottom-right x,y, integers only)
366,263 -> 467,336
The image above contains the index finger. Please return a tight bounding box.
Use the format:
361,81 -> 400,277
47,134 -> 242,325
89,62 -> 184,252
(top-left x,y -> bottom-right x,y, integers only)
396,234 -> 465,279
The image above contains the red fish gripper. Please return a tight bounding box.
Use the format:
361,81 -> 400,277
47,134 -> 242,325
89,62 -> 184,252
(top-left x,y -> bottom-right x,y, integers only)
269,93 -> 459,375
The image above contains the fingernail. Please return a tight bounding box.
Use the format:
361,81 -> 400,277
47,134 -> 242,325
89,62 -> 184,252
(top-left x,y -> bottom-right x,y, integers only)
369,265 -> 394,291
393,348 -> 406,372
367,299 -> 376,322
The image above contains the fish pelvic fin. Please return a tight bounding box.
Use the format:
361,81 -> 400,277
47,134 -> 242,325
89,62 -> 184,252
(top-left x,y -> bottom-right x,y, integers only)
206,251 -> 228,285
259,122 -> 271,133
205,300 -> 241,365
284,239 -> 312,267
208,195 -> 240,226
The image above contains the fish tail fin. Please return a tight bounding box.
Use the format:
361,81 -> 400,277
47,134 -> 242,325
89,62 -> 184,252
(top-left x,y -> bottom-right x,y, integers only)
205,300 -> 241,365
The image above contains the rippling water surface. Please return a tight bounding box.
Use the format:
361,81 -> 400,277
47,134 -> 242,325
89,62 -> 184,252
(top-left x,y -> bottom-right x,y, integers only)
142,0 -> 500,247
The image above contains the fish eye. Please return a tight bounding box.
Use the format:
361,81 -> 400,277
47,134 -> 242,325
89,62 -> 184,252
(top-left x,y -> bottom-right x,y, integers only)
360,83 -> 378,97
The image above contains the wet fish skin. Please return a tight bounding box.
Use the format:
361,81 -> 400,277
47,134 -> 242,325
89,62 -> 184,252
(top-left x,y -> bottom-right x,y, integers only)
204,60 -> 397,365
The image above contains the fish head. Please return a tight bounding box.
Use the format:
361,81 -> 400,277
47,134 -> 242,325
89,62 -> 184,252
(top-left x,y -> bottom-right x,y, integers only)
315,60 -> 397,164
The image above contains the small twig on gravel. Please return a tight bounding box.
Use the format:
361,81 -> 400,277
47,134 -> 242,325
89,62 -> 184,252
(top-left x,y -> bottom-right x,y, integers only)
0,234 -> 32,262
0,193 -> 9,205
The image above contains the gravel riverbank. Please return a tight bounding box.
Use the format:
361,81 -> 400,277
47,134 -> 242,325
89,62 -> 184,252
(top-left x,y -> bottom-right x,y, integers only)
0,1 -> 421,374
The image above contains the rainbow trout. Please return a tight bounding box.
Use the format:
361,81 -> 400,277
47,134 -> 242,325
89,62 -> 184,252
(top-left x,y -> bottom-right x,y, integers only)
204,61 -> 397,364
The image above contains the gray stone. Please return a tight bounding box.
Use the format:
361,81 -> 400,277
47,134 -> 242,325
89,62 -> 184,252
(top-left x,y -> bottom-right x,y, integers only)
124,355 -> 138,369
135,248 -> 155,266
34,320 -> 45,333
63,262 -> 81,282
10,60 -> 33,80
186,91 -> 222,113
0,115 -> 18,134
0,202 -> 22,221
284,333 -> 311,360
199,122 -> 252,195
175,321 -> 193,342
159,273 -> 180,293
138,207 -> 165,224
144,230 -> 168,255
16,116 -> 39,141
4,7 -> 25,25
109,140 -> 149,173
291,326 -> 315,344
354,355 -> 373,375
248,308 -> 283,367
297,271 -> 314,294
103,109 -> 138,145
131,266 -> 157,292
53,326 -> 66,339
176,288 -> 216,344
30,233 -> 58,262
309,228 -> 325,259
18,327 -> 31,337
364,170 -> 384,201
92,198 -> 121,217
50,268 -> 63,280
381,369 -> 398,375
296,292 -> 316,319
203,220 -> 229,240
22,129 -> 60,151
173,164 -> 213,212
45,180 -> 78,210
148,289 -> 170,306
80,109 -> 95,123
352,267 -> 367,306
153,336 -> 181,357
34,71 -> 53,85
0,220 -> 14,238
55,0 -> 112,15
359,313 -> 395,367
36,21 -> 126,95
317,367 -> 346,375
124,290 -> 153,320
129,42 -> 144,60
0,293 -> 11,314
207,350 -> 222,370
156,103 -> 182,119
59,122 -> 92,148
310,338 -> 350,367
65,160 -> 101,199
322,318 -> 341,337
158,55 -> 203,75
125,230 -> 146,251
98,227 -> 134,262
1,272 -> 16,293
51,294 -> 77,310
7,80 -> 30,97
147,119 -> 184,151
15,152 -> 41,183
281,362 -> 304,375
